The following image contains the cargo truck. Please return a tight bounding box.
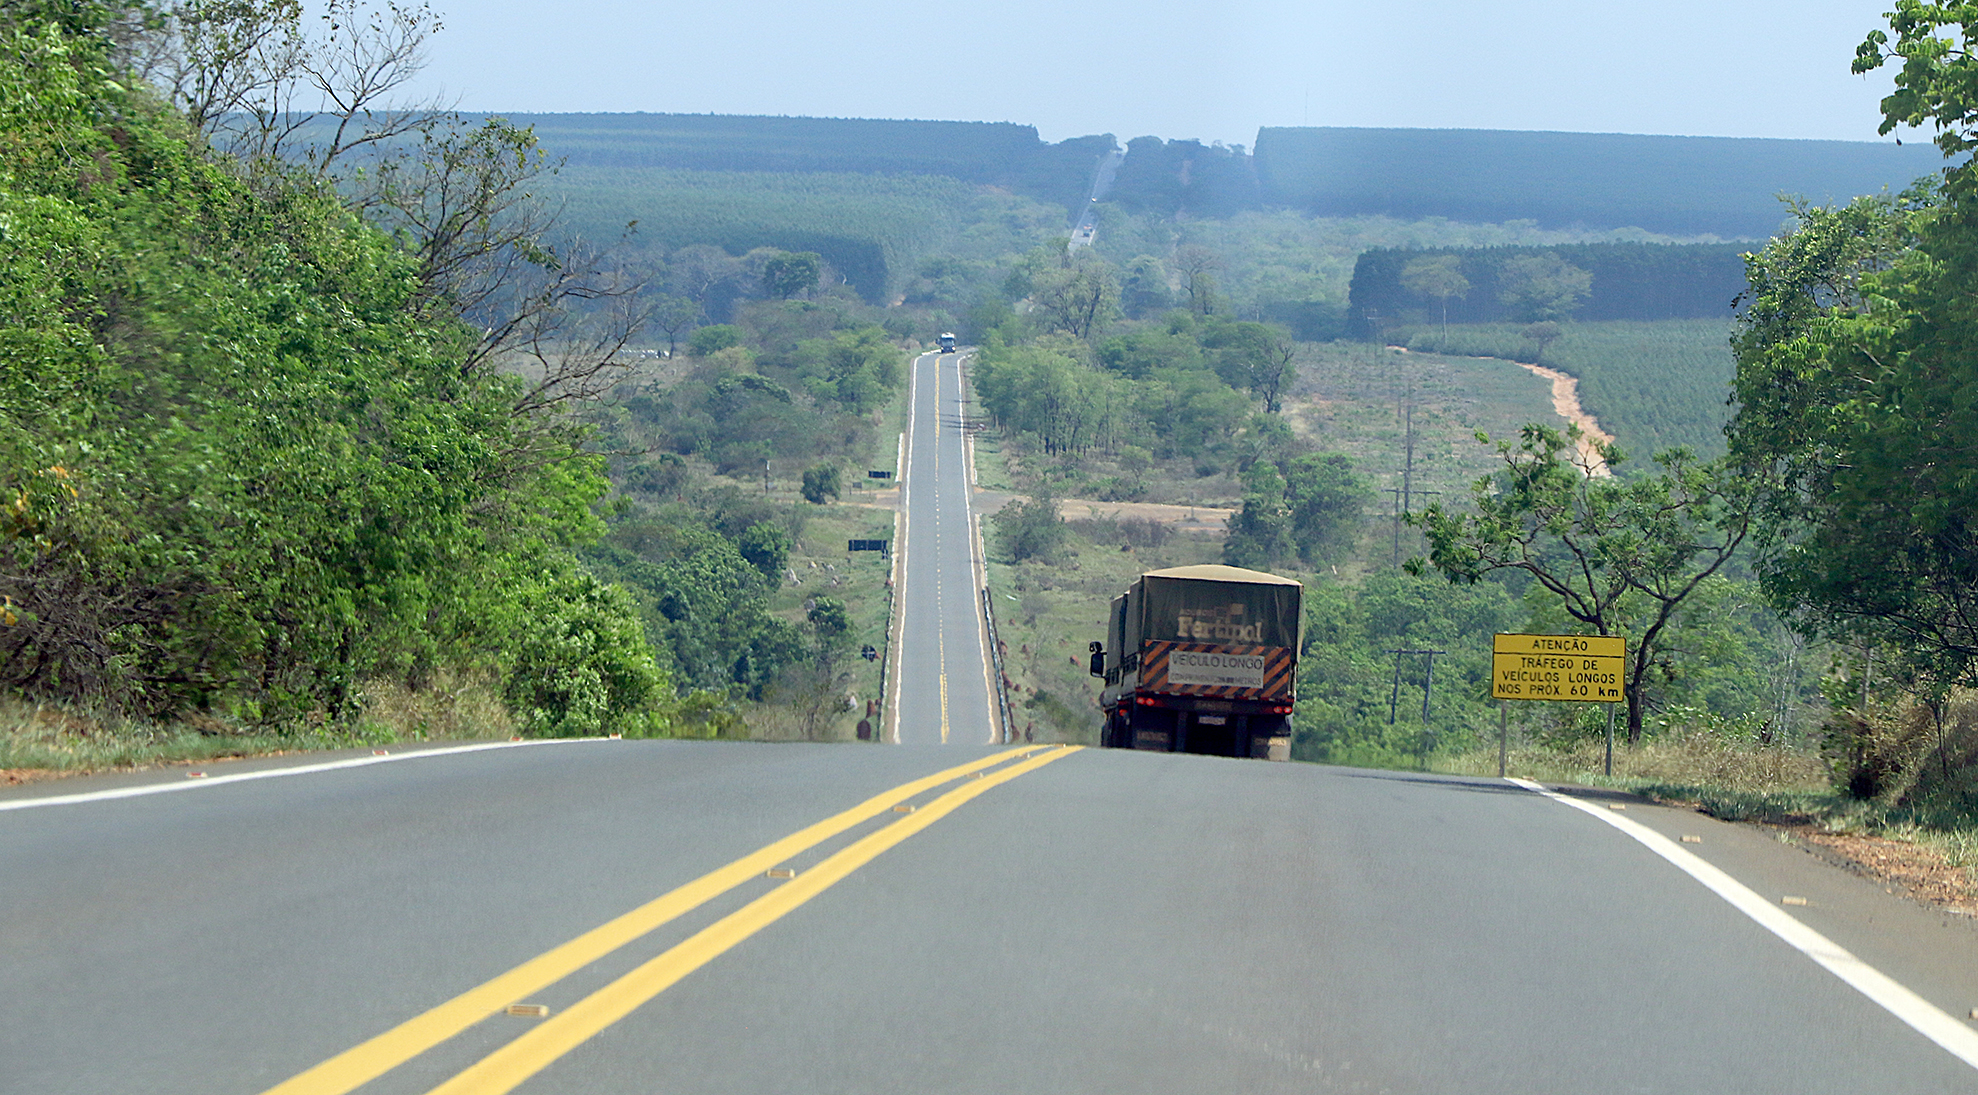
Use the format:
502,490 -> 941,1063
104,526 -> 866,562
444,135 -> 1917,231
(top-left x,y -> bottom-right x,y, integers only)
938,332 -> 957,353
1089,564 -> 1301,760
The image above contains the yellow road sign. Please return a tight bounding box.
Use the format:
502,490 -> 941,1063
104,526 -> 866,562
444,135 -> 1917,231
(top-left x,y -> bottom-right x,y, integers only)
1492,633 -> 1625,702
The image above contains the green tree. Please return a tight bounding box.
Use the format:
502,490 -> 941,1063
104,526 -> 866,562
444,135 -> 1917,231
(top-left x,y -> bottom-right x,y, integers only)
794,326 -> 902,414
1856,1 -> 1978,159
737,521 -> 791,584
1520,321 -> 1563,363
1716,4 -> 1978,686
0,10 -> 669,733
651,295 -> 701,357
1222,463 -> 1295,570
993,487 -> 1069,563
1173,245 -> 1224,316
1034,255 -> 1119,339
502,563 -> 669,737
690,324 -> 743,356
1119,255 -> 1173,318
1498,253 -> 1593,322
972,340 -> 1119,456
1202,319 -> 1299,413
1413,425 -> 1751,743
785,594 -> 855,738
1401,254 -> 1470,342
800,464 -> 841,505
1284,453 -> 1370,564
763,250 -> 822,299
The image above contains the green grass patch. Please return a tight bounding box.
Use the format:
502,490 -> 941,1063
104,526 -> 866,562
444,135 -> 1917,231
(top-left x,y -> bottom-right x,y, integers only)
1288,339 -> 1560,507
1404,319 -> 1736,459
970,429 -> 1016,493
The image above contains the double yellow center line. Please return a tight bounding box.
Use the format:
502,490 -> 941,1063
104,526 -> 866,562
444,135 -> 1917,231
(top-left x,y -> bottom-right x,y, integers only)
261,744 -> 1079,1095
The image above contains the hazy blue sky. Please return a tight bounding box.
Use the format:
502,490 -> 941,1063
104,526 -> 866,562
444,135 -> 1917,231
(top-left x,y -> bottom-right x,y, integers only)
404,1 -> 1911,147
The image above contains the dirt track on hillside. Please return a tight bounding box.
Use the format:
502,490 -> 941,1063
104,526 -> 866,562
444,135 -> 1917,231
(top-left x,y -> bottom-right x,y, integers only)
1512,362 -> 1615,477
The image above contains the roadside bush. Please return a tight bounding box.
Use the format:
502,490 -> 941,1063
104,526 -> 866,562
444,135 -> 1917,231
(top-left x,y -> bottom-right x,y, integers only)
502,565 -> 671,738
994,490 -> 1069,563
690,325 -> 743,356
801,464 -> 842,504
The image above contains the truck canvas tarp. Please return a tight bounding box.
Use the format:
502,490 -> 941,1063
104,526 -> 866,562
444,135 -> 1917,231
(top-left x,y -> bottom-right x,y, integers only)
1134,566 -> 1300,699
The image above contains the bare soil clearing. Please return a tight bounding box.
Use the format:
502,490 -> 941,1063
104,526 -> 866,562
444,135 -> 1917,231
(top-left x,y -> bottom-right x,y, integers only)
1790,827 -> 1978,915
1513,361 -> 1616,476
971,489 -> 1233,533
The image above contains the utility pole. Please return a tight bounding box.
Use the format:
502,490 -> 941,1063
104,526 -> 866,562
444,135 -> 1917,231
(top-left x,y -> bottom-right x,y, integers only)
1402,398 -> 1414,515
1383,383 -> 1437,565
1388,647 -> 1446,769
1385,648 -> 1446,724
1383,486 -> 1441,566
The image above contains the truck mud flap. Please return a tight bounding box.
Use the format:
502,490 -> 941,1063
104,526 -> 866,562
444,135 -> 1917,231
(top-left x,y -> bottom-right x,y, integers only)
1133,729 -> 1172,751
1251,735 -> 1291,761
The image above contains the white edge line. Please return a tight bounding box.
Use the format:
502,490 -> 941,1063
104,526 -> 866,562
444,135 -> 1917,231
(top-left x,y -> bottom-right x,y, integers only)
954,353 -> 997,746
1510,776 -> 1978,1071
889,352 -> 925,746
0,738 -> 613,813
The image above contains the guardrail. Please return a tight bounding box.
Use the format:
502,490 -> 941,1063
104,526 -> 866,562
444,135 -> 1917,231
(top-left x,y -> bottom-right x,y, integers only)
981,587 -> 1016,744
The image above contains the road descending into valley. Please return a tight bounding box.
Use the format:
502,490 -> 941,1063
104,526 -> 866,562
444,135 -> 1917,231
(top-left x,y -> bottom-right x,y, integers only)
889,347 -> 996,747
11,742 -> 1978,1093
11,345 -> 1978,1093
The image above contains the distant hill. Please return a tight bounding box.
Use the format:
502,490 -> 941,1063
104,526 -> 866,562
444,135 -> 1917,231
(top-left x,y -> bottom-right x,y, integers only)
541,167 -> 978,303
1105,136 -> 1257,218
1253,127 -> 1946,237
482,113 -> 1114,217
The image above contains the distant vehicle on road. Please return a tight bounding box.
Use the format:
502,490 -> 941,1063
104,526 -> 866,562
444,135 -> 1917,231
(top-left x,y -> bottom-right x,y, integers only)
938,332 -> 957,353
1091,564 -> 1301,760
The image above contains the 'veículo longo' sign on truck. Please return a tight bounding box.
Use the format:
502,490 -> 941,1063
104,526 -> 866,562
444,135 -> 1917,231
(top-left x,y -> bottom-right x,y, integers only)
1165,649 -> 1270,690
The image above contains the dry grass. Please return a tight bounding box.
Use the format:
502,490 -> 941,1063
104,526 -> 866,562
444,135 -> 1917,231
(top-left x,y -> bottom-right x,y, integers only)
0,675 -> 522,784
1438,715 -> 1978,909
354,671 -> 516,742
1438,726 -> 1829,795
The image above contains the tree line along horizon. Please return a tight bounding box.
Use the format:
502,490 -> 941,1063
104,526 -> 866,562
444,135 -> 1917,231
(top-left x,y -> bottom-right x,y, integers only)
7,0 -> 1978,806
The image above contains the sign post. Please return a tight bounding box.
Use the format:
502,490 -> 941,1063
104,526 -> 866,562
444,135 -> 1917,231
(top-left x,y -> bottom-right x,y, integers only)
1491,633 -> 1626,778
1499,701 -> 1508,779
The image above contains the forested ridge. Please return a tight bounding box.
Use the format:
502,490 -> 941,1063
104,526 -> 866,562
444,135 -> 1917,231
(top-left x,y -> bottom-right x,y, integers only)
1254,126 -> 1944,237
1347,243 -> 1749,331
485,112 -> 1112,214
545,167 -> 977,304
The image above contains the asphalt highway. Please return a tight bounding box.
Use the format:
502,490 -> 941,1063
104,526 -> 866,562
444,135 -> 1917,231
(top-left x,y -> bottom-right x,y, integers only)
9,740 -> 1978,1093
890,348 -> 996,747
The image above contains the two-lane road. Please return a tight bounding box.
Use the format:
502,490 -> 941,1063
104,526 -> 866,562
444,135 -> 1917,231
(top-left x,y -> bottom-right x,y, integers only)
890,348 -> 995,746
11,743 -> 1978,1092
